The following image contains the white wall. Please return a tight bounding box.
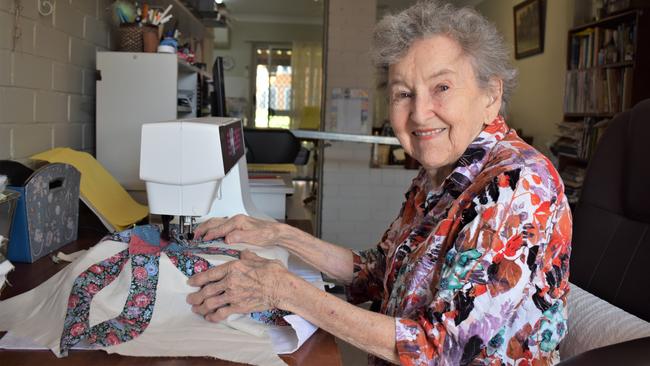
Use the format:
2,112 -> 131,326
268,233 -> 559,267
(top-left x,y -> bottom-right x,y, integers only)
218,21 -> 323,78
0,0 -> 212,161
0,0 -> 114,160
475,0 -> 577,156
321,142 -> 418,250
325,0 -> 377,129
214,21 -> 323,100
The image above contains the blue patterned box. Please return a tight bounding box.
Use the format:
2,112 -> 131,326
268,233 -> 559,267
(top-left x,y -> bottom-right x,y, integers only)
6,163 -> 81,263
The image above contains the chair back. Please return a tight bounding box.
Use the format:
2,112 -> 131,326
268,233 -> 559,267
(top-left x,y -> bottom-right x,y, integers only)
571,99 -> 650,321
243,128 -> 304,165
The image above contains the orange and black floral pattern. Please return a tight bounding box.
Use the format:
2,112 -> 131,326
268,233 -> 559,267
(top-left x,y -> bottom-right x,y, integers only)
346,116 -> 572,365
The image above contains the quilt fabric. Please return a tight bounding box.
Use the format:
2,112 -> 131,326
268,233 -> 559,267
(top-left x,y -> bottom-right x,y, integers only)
59,225 -> 290,356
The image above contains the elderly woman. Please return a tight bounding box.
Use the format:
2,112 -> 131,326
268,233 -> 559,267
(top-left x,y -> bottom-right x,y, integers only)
187,1 -> 572,364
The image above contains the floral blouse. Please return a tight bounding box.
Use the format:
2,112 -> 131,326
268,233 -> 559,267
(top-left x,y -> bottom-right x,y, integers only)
346,116 -> 572,365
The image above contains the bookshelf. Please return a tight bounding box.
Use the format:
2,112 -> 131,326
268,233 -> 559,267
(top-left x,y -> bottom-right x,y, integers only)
552,8 -> 650,206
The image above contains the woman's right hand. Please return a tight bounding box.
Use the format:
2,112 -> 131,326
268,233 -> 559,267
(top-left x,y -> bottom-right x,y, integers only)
197,216 -> 354,285
194,214 -> 289,247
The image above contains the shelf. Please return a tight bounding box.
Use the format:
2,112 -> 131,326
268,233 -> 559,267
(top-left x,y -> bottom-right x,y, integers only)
177,57 -> 211,79
202,19 -> 228,27
195,10 -> 219,18
569,61 -> 634,71
557,152 -> 579,159
557,152 -> 589,163
564,113 -> 617,118
571,9 -> 639,32
176,0 -> 228,28
558,7 -> 647,211
563,181 -> 584,189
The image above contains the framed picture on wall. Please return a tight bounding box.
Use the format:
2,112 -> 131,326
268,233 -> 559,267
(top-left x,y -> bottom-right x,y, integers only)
513,0 -> 545,59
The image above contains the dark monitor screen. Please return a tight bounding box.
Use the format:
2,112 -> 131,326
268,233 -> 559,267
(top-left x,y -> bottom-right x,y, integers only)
211,56 -> 227,117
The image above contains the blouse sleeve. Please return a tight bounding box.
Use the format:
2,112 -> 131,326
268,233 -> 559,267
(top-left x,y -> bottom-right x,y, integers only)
345,171 -> 424,305
394,168 -> 572,365
345,246 -> 388,304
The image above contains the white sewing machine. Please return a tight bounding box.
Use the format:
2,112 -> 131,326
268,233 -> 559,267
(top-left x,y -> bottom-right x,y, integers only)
139,117 -> 271,238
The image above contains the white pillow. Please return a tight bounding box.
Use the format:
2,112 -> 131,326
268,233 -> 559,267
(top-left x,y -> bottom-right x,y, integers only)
560,282 -> 650,359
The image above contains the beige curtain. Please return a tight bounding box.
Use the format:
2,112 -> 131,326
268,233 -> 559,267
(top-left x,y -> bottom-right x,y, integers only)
290,42 -> 322,130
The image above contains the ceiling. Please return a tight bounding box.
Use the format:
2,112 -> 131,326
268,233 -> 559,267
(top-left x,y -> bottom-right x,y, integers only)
224,0 -> 325,24
218,0 -> 484,25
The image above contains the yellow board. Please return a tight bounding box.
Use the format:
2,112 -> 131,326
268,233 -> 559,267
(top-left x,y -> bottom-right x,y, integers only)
31,148 -> 148,232
300,106 -> 321,130
247,163 -> 297,173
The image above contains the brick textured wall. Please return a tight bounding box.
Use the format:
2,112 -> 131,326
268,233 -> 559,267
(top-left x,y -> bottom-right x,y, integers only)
321,0 -> 420,250
321,142 -> 418,250
0,0 -> 113,160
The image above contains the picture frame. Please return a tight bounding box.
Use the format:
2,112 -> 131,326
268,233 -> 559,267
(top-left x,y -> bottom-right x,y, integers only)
513,0 -> 545,59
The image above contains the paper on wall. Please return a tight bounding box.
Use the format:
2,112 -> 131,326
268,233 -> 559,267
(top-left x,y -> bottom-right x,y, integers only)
327,88 -> 370,134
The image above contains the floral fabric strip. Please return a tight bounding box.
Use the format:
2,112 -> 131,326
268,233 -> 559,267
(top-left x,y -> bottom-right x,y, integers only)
60,249 -> 130,354
166,250 -> 290,326
59,225 -> 290,355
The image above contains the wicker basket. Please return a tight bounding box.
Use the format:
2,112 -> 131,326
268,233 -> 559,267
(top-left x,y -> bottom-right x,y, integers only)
118,24 -> 143,52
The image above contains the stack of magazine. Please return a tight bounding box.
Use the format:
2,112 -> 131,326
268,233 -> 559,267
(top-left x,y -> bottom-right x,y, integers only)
551,119 -> 610,205
551,118 -> 610,160
560,165 -> 587,205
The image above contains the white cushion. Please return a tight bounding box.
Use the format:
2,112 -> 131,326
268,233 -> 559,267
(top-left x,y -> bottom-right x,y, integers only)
560,282 -> 650,359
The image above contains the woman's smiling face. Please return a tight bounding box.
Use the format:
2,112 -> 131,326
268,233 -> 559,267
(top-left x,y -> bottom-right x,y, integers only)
388,35 -> 501,177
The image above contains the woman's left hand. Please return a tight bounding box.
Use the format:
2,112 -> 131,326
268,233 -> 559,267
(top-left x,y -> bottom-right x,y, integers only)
186,250 -> 289,322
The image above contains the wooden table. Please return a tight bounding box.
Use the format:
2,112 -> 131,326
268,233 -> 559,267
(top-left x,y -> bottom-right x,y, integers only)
0,221 -> 342,366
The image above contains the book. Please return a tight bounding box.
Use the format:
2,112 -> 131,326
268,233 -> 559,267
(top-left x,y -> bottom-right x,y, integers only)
606,68 -> 622,113
622,67 -> 634,110
593,27 -> 602,66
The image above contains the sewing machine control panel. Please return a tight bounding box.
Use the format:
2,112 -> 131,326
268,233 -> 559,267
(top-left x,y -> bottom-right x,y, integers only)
219,120 -> 244,174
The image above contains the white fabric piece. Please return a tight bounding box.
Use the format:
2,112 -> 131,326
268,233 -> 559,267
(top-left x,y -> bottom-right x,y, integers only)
560,282 -> 650,359
0,259 -> 14,294
0,239 -> 320,365
0,332 -> 63,350
55,250 -> 88,263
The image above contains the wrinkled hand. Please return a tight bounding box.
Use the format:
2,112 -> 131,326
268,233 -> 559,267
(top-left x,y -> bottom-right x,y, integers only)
186,250 -> 289,322
194,214 -> 288,246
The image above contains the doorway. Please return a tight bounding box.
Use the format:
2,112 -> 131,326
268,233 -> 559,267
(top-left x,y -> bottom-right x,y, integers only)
252,43 -> 293,128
